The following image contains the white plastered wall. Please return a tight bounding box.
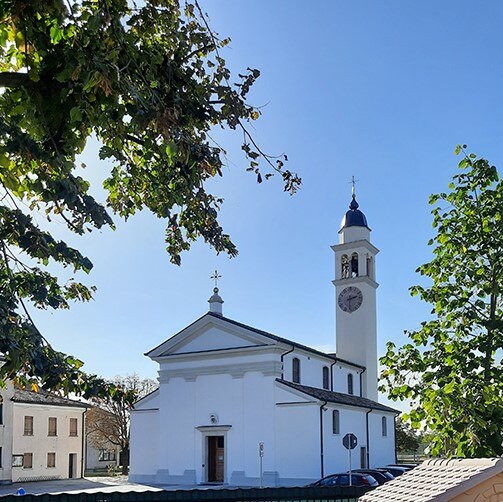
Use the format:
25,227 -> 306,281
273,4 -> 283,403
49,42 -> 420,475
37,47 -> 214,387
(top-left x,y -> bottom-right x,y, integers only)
12,403 -> 85,482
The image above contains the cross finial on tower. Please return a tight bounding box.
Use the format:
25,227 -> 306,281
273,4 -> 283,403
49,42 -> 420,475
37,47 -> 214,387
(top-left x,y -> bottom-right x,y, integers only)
349,176 -> 358,197
208,270 -> 224,315
210,270 -> 222,288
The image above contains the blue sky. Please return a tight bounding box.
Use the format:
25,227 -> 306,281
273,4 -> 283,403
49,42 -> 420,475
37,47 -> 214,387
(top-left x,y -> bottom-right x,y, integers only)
32,1 -> 503,393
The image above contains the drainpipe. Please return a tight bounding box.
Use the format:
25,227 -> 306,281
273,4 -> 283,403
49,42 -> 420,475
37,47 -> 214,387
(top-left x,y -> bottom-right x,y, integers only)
394,415 -> 397,463
330,360 -> 337,391
359,367 -> 366,398
365,408 -> 372,468
280,346 -> 295,379
319,400 -> 327,478
81,409 -> 87,478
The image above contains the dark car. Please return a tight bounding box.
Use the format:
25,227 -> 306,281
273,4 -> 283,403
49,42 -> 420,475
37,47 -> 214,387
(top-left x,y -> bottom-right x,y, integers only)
310,472 -> 379,488
379,466 -> 408,477
387,463 -> 417,469
350,469 -> 393,485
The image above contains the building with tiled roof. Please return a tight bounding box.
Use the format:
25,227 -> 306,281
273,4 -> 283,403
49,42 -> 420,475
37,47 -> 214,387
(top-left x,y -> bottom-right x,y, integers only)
12,388 -> 90,409
360,458 -> 503,502
0,383 -> 88,483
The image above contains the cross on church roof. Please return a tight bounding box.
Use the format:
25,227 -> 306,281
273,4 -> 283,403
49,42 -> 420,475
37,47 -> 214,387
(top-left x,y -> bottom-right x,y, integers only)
210,270 -> 222,288
349,176 -> 359,197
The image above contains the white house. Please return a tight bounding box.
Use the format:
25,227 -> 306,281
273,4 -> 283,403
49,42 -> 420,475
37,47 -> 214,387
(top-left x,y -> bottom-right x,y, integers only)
10,388 -> 87,482
85,442 -> 119,474
0,382 -> 88,483
130,194 -> 398,487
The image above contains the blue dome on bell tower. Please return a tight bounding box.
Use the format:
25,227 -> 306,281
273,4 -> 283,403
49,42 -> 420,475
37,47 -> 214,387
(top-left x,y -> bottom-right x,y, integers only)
340,194 -> 369,230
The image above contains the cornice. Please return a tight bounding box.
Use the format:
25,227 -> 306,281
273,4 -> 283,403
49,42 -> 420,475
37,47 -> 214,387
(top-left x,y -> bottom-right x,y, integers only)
332,275 -> 379,289
158,360 -> 283,383
152,344 -> 278,363
196,425 -> 232,432
331,240 -> 380,255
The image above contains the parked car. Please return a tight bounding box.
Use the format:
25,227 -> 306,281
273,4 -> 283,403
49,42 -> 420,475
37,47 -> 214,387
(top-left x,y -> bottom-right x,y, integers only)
309,472 -> 379,488
379,466 -> 408,477
350,469 -> 394,485
387,463 -> 417,469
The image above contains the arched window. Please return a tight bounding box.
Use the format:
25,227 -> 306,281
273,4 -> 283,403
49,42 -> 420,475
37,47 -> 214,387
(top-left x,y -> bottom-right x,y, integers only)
322,366 -> 330,390
332,410 -> 340,434
382,416 -> 387,437
292,357 -> 300,383
351,252 -> 359,277
341,254 -> 350,279
347,373 -> 354,395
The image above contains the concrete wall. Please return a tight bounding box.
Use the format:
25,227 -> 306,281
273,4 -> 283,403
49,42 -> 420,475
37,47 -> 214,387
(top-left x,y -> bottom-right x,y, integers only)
130,409 -> 159,483
12,403 -> 85,482
275,402 -> 320,484
368,412 -> 395,468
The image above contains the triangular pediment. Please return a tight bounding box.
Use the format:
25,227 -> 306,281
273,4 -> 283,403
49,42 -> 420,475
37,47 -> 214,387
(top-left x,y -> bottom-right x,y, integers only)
147,313 -> 278,359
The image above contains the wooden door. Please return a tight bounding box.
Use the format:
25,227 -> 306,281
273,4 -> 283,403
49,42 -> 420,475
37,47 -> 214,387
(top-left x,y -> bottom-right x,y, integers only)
68,453 -> 76,478
207,436 -> 224,482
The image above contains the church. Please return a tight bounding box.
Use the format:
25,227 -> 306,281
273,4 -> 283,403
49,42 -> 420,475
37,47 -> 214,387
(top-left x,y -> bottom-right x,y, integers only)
129,194 -> 398,487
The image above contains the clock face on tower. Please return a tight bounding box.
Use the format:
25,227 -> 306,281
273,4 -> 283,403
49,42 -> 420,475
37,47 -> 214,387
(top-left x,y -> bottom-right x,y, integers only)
338,286 -> 363,313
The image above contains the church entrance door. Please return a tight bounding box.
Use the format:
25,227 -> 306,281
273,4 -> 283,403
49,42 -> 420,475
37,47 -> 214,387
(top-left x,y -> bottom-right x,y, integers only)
207,435 -> 224,483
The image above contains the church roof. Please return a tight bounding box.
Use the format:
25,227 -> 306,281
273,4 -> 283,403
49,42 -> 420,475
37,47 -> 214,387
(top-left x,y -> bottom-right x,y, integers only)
12,388 -> 89,409
340,194 -> 370,230
206,312 -> 365,370
277,379 -> 400,414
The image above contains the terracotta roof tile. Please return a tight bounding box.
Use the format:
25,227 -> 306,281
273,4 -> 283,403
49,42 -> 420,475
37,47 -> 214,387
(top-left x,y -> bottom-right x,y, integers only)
12,388 -> 89,409
360,458 -> 503,502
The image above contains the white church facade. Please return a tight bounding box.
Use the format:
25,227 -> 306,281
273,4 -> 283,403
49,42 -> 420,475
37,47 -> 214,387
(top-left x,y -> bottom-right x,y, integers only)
129,195 -> 398,486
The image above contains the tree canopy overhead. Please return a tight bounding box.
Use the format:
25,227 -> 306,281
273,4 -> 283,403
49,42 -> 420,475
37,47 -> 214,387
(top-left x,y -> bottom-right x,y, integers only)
0,0 -> 299,394
380,147 -> 503,457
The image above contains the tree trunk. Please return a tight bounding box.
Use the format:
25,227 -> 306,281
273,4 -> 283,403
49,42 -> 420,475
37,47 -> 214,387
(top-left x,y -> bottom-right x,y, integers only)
120,448 -> 130,475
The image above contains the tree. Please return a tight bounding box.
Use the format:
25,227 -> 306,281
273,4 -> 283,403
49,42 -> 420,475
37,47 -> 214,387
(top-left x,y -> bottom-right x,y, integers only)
380,147 -> 503,458
87,373 -> 157,474
0,1 -> 299,395
395,416 -> 422,455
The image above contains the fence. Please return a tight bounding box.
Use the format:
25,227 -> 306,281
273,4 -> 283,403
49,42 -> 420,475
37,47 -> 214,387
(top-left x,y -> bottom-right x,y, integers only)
1,486 -> 372,502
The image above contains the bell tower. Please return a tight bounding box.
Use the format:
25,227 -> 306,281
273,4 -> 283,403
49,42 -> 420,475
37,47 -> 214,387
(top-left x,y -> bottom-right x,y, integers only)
332,190 -> 379,401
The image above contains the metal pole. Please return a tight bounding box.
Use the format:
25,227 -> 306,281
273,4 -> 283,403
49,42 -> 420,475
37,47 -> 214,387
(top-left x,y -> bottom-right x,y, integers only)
259,442 -> 264,488
349,447 -> 352,486
260,455 -> 263,488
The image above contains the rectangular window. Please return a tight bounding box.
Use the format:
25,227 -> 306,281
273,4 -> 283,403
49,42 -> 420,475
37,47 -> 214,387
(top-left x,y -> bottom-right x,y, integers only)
69,418 -> 78,437
48,417 -> 57,436
23,453 -> 33,469
24,416 -> 33,436
292,357 -> 301,384
322,366 -> 330,390
0,447 -> 2,468
98,449 -> 116,462
332,410 -> 340,434
47,452 -> 56,468
0,401 -> 3,425
382,416 -> 388,437
347,373 -> 354,395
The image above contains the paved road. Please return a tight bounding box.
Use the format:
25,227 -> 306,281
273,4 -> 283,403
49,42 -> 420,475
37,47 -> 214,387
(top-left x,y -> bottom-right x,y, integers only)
0,476 -> 162,496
